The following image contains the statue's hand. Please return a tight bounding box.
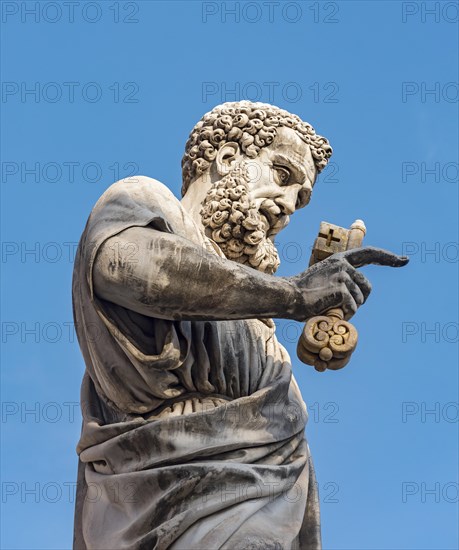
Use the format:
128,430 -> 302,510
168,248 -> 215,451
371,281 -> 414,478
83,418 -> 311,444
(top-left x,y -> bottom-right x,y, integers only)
289,246 -> 409,321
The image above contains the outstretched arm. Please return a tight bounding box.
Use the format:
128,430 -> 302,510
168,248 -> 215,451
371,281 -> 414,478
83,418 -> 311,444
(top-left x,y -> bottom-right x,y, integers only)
92,226 -> 408,322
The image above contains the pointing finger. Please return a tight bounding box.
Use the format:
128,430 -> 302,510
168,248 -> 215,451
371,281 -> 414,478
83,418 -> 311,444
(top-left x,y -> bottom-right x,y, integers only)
340,246 -> 409,268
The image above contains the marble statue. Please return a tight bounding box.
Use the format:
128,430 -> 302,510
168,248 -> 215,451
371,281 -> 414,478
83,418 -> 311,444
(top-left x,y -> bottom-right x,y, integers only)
72,101 -> 408,549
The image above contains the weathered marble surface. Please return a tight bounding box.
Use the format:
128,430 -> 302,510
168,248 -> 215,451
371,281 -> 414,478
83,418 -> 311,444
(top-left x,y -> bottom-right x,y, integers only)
72,101 -> 408,549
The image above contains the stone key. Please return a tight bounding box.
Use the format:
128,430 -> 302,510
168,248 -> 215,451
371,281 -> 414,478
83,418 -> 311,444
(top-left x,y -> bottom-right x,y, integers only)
297,219 -> 366,372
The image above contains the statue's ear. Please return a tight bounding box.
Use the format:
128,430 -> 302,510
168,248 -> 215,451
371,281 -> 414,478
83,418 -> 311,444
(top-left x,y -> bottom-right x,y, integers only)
215,142 -> 241,176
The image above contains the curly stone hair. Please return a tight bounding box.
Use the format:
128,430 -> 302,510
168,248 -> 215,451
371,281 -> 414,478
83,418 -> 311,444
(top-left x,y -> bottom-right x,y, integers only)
181,100 -> 332,196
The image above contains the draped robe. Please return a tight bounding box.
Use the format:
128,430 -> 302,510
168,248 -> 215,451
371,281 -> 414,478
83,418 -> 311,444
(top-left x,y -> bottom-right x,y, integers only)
72,176 -> 321,549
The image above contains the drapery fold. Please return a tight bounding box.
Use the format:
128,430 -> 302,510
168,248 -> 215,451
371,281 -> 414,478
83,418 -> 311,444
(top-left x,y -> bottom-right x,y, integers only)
72,177 -> 321,549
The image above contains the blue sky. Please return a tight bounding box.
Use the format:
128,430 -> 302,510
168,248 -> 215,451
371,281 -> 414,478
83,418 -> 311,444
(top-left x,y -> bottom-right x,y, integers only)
1,1 -> 458,548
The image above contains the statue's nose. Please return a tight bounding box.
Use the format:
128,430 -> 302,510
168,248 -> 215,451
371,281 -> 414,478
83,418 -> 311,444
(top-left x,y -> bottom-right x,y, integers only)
275,188 -> 298,215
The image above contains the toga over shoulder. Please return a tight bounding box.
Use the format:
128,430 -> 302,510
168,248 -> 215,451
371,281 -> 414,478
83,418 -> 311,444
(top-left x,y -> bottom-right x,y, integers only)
72,176 -> 291,415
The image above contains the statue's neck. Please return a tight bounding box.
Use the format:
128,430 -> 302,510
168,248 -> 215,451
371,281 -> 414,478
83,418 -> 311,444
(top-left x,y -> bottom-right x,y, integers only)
180,179 -> 212,236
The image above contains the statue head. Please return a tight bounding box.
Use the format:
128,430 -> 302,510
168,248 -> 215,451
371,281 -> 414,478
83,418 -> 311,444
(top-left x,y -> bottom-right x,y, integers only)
181,101 -> 332,274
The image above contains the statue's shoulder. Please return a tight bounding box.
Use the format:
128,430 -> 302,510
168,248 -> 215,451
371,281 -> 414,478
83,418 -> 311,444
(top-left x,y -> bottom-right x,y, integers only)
82,176 -> 195,245
87,175 -> 183,226
96,176 -> 178,210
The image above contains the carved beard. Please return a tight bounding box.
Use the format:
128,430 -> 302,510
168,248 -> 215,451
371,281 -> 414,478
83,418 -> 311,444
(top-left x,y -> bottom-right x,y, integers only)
200,166 -> 282,274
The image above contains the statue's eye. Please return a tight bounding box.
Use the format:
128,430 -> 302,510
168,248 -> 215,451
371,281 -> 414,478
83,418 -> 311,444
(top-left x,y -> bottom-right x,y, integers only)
274,165 -> 291,185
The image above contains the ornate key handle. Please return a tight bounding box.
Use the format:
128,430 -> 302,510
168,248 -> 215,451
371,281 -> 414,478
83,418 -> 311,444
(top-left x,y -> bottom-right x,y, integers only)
297,219 -> 366,372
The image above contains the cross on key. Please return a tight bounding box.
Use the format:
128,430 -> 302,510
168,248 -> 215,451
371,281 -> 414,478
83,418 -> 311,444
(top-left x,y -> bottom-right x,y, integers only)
319,227 -> 342,247
309,221 -> 350,265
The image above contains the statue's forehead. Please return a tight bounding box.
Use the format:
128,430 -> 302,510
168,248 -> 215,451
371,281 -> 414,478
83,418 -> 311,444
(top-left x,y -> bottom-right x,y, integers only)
268,127 -> 315,174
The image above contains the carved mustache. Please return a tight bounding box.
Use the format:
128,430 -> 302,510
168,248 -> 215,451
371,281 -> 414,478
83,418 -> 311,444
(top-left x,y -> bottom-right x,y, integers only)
258,199 -> 289,237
